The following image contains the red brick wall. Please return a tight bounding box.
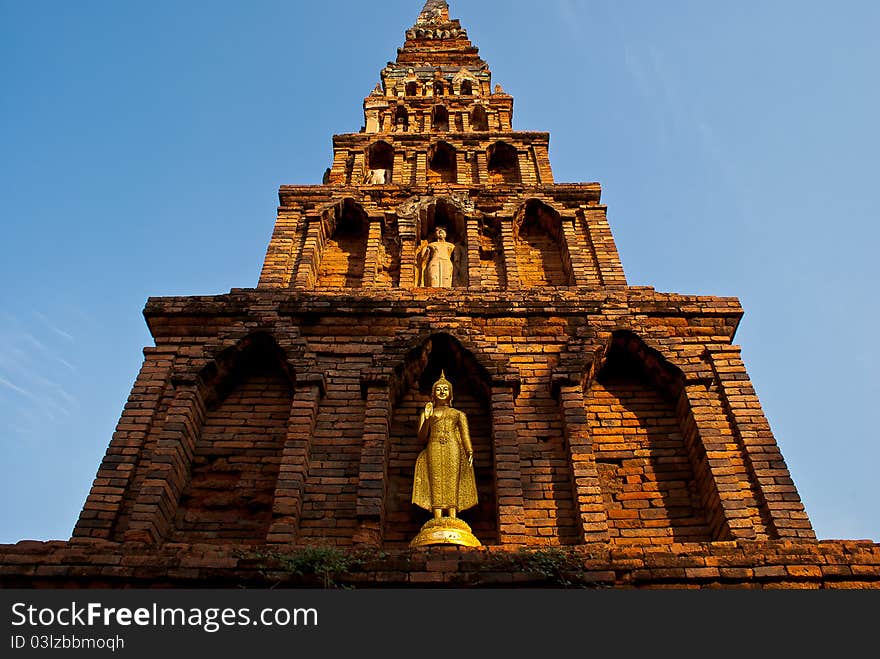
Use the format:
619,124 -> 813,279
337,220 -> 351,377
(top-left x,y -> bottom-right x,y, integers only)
296,368 -> 367,546
478,228 -> 505,288
171,364 -> 290,544
587,370 -> 714,545
515,379 -> 581,546
108,378 -> 173,542
316,225 -> 367,288
515,226 -> 569,287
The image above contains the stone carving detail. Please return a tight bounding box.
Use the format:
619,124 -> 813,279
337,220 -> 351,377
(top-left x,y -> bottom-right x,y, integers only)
449,192 -> 476,215
396,194 -> 477,220
397,196 -> 424,220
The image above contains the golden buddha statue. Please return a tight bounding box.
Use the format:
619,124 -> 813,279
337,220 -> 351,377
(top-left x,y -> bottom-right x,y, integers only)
410,371 -> 481,547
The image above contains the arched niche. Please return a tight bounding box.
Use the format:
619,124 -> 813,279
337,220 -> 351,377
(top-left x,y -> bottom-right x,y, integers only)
434,78 -> 445,96
471,105 -> 489,131
384,333 -> 497,547
316,198 -> 369,288
405,81 -> 419,96
476,215 -> 505,289
513,199 -> 573,287
375,215 -> 401,288
427,141 -> 457,184
453,68 -> 479,97
585,331 -> 716,545
394,104 -> 409,131
367,141 -> 394,183
487,141 -> 521,184
432,105 -> 449,132
171,332 -> 294,545
415,196 -> 469,288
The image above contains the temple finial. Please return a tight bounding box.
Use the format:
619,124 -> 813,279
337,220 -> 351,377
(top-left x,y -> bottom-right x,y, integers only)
418,0 -> 450,24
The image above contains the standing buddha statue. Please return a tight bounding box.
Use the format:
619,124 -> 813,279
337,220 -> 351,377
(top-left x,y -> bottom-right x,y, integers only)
410,371 -> 481,547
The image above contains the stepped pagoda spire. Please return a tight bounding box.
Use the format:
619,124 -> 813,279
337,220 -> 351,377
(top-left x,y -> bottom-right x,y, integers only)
2,0 -> 855,593
393,0 -> 485,69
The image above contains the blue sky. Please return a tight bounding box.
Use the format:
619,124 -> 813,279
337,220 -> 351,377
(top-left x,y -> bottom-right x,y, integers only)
1,0 -> 877,544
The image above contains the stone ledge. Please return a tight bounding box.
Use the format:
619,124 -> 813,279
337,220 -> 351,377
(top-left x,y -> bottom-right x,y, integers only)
143,288 -> 743,318
1,540 -> 877,589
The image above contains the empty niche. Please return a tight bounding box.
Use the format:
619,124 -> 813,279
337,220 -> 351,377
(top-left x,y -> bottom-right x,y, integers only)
172,334 -> 293,545
460,79 -> 473,96
394,104 -> 409,131
513,200 -> 573,287
478,216 -> 505,288
316,199 -> 368,288
405,81 -> 419,96
377,217 -> 401,288
585,333 -> 714,545
384,334 -> 497,547
427,141 -> 457,184
471,105 -> 489,131
487,142 -> 521,184
432,105 -> 450,132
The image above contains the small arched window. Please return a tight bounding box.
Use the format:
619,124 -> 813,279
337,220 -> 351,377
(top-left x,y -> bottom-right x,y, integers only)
317,199 -> 370,288
366,141 -> 394,184
471,106 -> 489,132
432,105 -> 449,132
427,142 -> 457,184
395,105 -> 409,132
460,80 -> 473,96
487,142 -> 521,184
514,200 -> 572,287
405,81 -> 418,96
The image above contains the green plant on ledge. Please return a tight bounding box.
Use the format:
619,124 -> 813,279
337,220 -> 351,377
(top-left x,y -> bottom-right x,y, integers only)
487,547 -> 589,587
246,546 -> 374,589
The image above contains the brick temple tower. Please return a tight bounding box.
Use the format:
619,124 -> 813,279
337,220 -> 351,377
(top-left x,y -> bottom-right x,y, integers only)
4,1 -> 877,588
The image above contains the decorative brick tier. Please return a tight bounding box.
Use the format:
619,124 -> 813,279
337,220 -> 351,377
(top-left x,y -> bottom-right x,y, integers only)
60,288 -> 812,552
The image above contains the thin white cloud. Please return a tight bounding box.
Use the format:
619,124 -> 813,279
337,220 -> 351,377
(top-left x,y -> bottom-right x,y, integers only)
0,374 -> 37,400
0,376 -> 69,420
17,370 -> 79,410
20,331 -> 50,355
34,312 -> 75,342
0,313 -> 78,376
57,357 -> 76,372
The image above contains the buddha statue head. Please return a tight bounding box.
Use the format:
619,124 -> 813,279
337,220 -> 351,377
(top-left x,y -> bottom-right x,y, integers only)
431,370 -> 453,406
